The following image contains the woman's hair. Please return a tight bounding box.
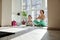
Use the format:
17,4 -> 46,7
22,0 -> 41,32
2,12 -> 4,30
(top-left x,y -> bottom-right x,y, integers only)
40,10 -> 44,14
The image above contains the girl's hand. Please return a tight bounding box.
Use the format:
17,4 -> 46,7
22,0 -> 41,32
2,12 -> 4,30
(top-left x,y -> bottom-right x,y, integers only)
36,18 -> 38,19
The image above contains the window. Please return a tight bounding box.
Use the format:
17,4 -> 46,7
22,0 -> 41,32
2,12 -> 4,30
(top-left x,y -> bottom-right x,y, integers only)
22,0 -> 41,19
21,0 -> 48,25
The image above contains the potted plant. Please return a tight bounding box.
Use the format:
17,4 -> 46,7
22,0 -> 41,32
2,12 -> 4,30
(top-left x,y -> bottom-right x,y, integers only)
22,11 -> 27,17
21,11 -> 27,25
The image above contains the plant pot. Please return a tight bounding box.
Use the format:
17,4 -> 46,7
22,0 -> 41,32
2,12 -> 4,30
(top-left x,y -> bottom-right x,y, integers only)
11,20 -> 17,26
22,20 -> 26,25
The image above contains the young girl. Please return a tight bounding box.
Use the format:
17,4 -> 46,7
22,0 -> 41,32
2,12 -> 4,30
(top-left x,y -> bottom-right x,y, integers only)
34,10 -> 46,27
27,15 -> 33,26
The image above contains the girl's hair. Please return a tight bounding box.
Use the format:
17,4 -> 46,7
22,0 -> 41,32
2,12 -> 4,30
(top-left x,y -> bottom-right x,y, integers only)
28,15 -> 32,18
28,15 -> 31,17
40,10 -> 44,14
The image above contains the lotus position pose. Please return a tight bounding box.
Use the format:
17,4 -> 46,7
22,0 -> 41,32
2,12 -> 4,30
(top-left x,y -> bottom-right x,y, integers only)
34,10 -> 46,27
27,15 -> 33,26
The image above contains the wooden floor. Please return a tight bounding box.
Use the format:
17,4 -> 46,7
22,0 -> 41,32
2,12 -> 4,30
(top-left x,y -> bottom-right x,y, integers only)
11,28 -> 60,40
11,28 -> 47,40
42,30 -> 60,40
0,27 -> 60,40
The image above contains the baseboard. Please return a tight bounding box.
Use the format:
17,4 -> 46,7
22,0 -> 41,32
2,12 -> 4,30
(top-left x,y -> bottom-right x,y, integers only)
47,27 -> 60,30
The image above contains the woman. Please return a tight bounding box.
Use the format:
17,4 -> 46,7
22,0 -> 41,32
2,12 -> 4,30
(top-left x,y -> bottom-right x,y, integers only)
34,10 -> 46,27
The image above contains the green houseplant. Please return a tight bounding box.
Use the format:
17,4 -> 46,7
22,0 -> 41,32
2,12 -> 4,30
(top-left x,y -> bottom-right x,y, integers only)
22,11 -> 27,17
21,11 -> 27,25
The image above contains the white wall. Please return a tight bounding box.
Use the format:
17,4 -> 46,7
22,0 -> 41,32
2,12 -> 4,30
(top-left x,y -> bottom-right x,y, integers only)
1,0 -> 12,26
0,0 -> 2,26
42,0 -> 45,10
12,0 -> 21,15
12,0 -> 22,25
0,0 -> 22,26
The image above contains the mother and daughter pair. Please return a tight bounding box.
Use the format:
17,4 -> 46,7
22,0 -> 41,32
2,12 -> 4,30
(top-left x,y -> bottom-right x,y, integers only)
27,10 -> 46,27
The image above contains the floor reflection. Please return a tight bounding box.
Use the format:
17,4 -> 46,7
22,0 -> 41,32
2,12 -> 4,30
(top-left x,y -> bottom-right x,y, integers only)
41,30 -> 60,40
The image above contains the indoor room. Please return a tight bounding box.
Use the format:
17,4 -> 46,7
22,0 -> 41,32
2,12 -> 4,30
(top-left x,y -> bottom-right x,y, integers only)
0,0 -> 60,40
